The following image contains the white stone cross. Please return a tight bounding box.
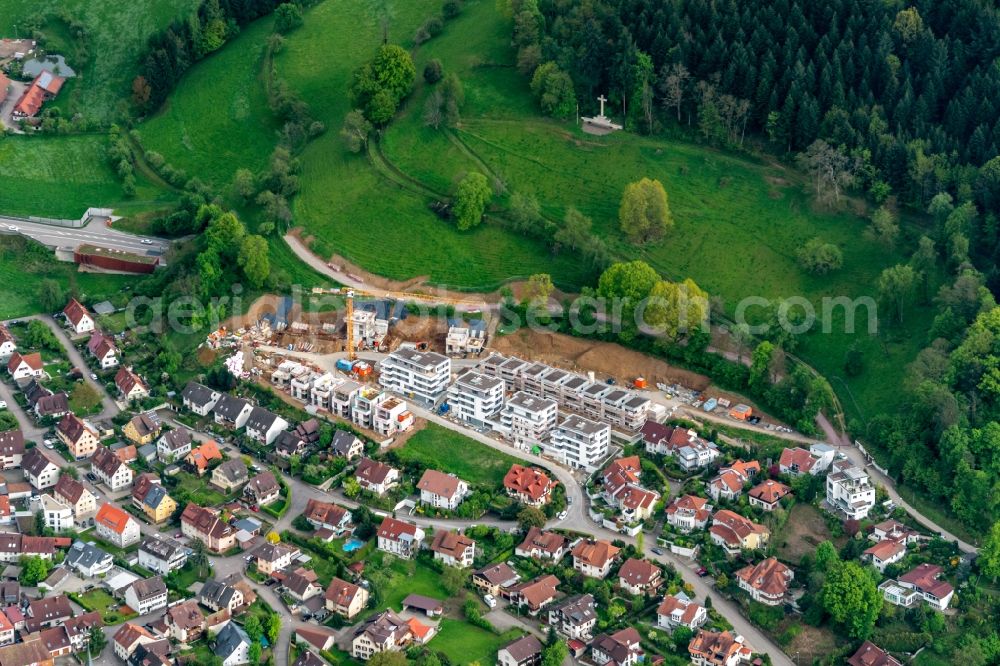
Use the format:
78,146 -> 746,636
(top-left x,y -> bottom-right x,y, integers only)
597,95 -> 607,117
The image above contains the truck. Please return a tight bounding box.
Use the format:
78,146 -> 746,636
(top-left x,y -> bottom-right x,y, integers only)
336,359 -> 355,373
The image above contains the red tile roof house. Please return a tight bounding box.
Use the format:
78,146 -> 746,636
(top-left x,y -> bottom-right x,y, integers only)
515,527 -> 568,560
86,332 -> 119,369
13,70 -> 65,119
376,517 -> 425,559
325,577 -> 369,619
847,641 -> 903,666
416,469 -> 469,510
7,351 -> 45,381
665,494 -> 713,533
735,557 -> 794,606
0,324 -> 16,361
657,592 -> 708,632
302,499 -> 353,535
617,557 -> 662,595
354,457 -> 400,495
503,464 -> 556,507
870,519 -> 920,545
63,298 -> 95,335
95,502 -> 141,548
709,509 -> 770,555
778,446 -> 823,476
590,627 -> 643,666
181,503 -> 237,553
863,539 -> 907,572
571,539 -> 621,579
506,574 -> 560,615
747,479 -> 792,511
894,563 -> 955,610
688,629 -> 753,666
115,367 -> 149,402
601,455 -> 660,523
430,530 -> 476,568
707,460 -> 760,502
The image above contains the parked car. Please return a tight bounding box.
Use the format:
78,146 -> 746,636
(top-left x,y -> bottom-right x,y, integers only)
0,401 -> 6,410
86,473 -> 97,482
140,239 -> 153,245
89,373 -> 98,380
696,567 -> 709,577
651,547 -> 664,556
557,511 -> 568,520
483,594 -> 497,608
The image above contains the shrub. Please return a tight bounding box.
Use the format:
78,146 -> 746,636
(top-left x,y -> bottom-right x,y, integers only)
442,0 -> 461,19
424,59 -> 443,83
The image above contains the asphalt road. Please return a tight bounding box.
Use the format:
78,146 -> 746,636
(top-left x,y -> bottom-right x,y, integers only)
0,214 -> 169,256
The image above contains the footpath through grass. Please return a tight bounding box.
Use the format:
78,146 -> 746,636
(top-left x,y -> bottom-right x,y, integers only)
393,422 -> 523,488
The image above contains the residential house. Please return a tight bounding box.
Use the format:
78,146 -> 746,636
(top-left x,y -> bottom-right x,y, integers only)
294,650 -> 326,666
446,371 -> 505,427
355,458 -> 400,495
881,563 -> 954,610
211,459 -> 249,492
200,580 -> 244,614
157,428 -> 193,463
377,348 -> 451,406
325,578 -> 369,619
497,634 -> 543,666
213,395 -> 253,429
515,527 -> 567,561
847,641 -> 903,666
295,626 -> 337,655
58,413 -> 100,460
429,530 -> 475,568
735,557 -> 793,606
707,460 -> 760,502
124,412 -> 162,445
871,520 -> 920,545
472,563 -> 521,597
65,540 -> 113,577
139,536 -> 188,575
778,447 -> 824,476
25,595 -> 72,632
22,448 -> 59,489
253,542 -> 300,575
39,494 -> 73,531
125,577 -> 168,615
330,431 -> 363,460
302,499 -> 352,535
688,630 -> 753,666
748,480 -> 792,511
63,299 -> 95,335
376,517 -> 425,559
1,534 -> 64,562
571,539 -> 620,579
95,502 -> 141,547
617,557 -> 662,595
497,391 -> 558,452
547,594 -> 597,640
590,627 -> 643,666
503,464 -> 556,507
186,440 -> 223,475
7,351 -> 44,381
826,459 -> 876,520
641,421 -> 719,470
87,332 -> 119,369
863,540 -> 907,572
115,367 -> 149,402
91,445 -> 134,491
53,475 -> 97,526
214,621 -> 252,666
0,326 -> 15,362
165,599 -> 205,643
114,623 -> 159,661
24,381 -> 69,419
274,431 -> 307,459
0,430 -> 24,470
0,634 -> 52,666
244,407 -> 288,445
64,612 -> 103,653
0,611 -> 13,647
709,510 -> 769,554
131,474 -> 177,524
417,469 -> 469,510
282,567 -> 322,602
601,456 -> 659,524
507,575 -> 560,615
351,610 -> 413,660
657,593 -> 707,632
243,471 -> 281,508
181,503 -> 237,553
182,382 -> 221,416
665,495 -> 712,533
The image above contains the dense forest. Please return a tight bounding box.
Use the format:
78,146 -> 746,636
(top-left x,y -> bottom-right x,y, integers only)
510,0 -> 1000,531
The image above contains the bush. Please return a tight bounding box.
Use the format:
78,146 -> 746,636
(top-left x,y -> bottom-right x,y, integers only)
442,0 -> 461,19
424,59 -> 443,84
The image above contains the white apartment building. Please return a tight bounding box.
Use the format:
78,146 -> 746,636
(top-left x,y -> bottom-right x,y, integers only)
352,387 -> 387,430
40,494 -> 74,531
372,396 -> 414,436
548,414 -> 610,471
498,391 -> 559,450
826,459 -> 876,520
447,371 -> 504,427
309,373 -> 338,410
331,380 -> 362,418
379,348 -> 451,406
351,309 -> 388,346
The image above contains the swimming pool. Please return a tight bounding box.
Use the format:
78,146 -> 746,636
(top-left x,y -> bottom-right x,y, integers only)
343,538 -> 365,552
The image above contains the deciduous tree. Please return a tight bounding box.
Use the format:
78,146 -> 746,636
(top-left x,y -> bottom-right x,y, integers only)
796,238 -> 843,274
821,561 -> 882,639
340,110 -> 373,153
619,178 -> 672,244
452,172 -> 491,230
238,235 -> 270,288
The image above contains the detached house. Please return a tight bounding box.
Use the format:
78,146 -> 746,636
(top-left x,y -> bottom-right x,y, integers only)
86,332 -> 119,369
707,460 -> 760,502
95,502 -> 141,547
275,431 -> 307,459
429,530 -> 475,568
688,630 -> 753,666
302,499 -> 353,535
355,458 -> 400,495
0,325 -> 15,362
330,430 -> 363,460
498,635 -> 544,666
778,446 -> 830,476
181,503 -> 237,553
351,610 -> 412,661
39,493 -> 74,531
640,421 -> 719,470
571,539 -> 620,579
657,592 -> 707,632
58,413 -> 101,460
665,495 -> 712,532
114,623 -> 159,662
601,455 -> 659,523
158,428 -> 193,463
507,575 -> 560,615
182,382 -> 221,416
282,567 -> 323,603
115,367 -> 149,402
515,527 -> 568,561
617,557 -> 662,595
244,406 -> 288,445
880,563 -> 954,610
124,576 -> 168,615
848,642 -> 903,666
748,480 -> 792,511
214,621 -> 252,666
709,510 -> 769,554
211,459 -> 249,492
139,536 -> 188,575
166,599 -> 206,643
473,562 -> 521,597
214,395 -> 253,429
735,557 -> 793,606
863,540 -> 907,572
63,299 -> 95,335
590,627 -> 643,666
547,594 -> 597,640
54,475 -> 97,526
826,459 -> 876,520
417,469 -> 469,510
503,464 -> 556,507
124,412 -> 162,445
186,440 -> 223,475
0,430 -> 25,470
244,471 -> 281,508
91,445 -> 134,491
22,448 -> 60,489
376,517 -> 425,559
132,474 -> 177,524
200,579 -> 245,614
325,577 -> 369,619
253,541 -> 300,575
8,351 -> 44,381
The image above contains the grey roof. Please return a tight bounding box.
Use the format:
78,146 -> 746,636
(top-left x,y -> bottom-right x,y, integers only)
389,347 -> 448,369
160,428 -> 192,451
214,395 -> 250,420
142,484 -> 171,510
93,301 -> 115,315
140,536 -> 185,562
275,430 -> 305,454
65,540 -> 111,571
454,371 -> 504,392
214,459 -> 248,483
129,576 -> 167,601
22,448 -> 58,476
214,621 -> 251,659
501,634 -> 544,662
246,406 -> 282,432
330,430 -> 361,456
200,579 -> 239,609
559,414 -> 609,436
507,391 -> 557,411
550,593 -> 596,625
182,382 -> 218,407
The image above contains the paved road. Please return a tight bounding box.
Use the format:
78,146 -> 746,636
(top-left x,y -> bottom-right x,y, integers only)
0,214 -> 169,256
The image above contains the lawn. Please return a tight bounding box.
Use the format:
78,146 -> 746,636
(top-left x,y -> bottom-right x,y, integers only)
171,471 -> 230,506
71,588 -> 138,623
373,557 -> 451,614
432,619 -> 522,665
393,422 -> 525,488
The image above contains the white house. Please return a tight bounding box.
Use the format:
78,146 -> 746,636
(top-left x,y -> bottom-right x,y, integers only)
376,517 -> 425,559
244,407 -> 288,445
863,540 -> 907,572
64,299 -> 95,335
39,494 -> 74,532
446,371 -> 504,427
157,428 -> 193,463
0,325 -> 17,362
378,348 -> 451,406
214,621 -> 252,666
429,530 -> 476,568
825,459 -> 876,520
22,448 -> 60,489
498,392 -> 558,451
182,382 -> 221,416
547,414 -> 610,471
656,593 -> 707,632
213,395 -> 253,429
91,445 -> 134,491
124,577 -> 168,615
95,503 -> 141,548
416,469 -> 468,510
86,333 -> 119,369
138,536 -> 188,575
65,540 -> 114,577
7,352 -> 44,381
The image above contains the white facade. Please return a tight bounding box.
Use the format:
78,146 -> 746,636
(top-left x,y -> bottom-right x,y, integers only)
447,371 -> 504,427
379,348 -> 451,406
352,388 -> 387,430
548,415 -> 610,471
372,396 -> 414,436
498,392 -> 558,450
826,460 -> 876,520
40,494 -> 74,531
